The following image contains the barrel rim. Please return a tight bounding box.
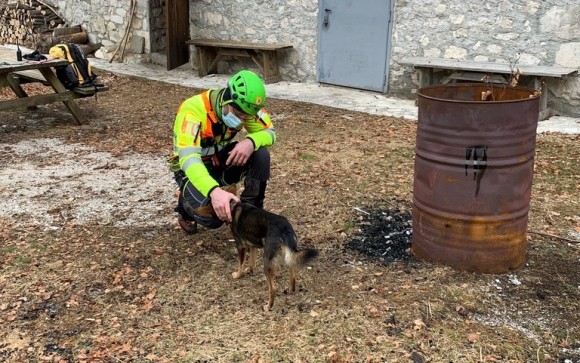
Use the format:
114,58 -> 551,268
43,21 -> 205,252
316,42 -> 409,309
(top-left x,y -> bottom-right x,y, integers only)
417,82 -> 540,104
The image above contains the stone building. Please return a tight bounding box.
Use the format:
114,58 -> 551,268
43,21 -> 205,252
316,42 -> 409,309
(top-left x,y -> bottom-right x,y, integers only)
44,0 -> 579,116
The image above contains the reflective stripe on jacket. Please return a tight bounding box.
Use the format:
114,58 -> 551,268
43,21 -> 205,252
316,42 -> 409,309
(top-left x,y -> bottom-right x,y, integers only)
173,89 -> 276,197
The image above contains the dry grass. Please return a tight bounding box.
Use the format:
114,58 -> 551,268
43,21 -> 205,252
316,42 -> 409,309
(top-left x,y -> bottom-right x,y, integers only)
0,73 -> 578,362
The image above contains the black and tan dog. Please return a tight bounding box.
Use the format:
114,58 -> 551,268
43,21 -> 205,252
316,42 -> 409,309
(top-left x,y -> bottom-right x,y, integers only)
196,196 -> 318,311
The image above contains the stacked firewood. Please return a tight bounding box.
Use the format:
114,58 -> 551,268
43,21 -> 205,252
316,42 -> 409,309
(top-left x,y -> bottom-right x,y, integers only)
0,0 -> 100,54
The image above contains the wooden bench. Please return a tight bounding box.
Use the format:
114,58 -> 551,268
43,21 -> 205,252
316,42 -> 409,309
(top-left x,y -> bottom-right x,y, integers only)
400,57 -> 578,120
13,69 -> 51,86
13,69 -> 109,97
186,38 -> 293,84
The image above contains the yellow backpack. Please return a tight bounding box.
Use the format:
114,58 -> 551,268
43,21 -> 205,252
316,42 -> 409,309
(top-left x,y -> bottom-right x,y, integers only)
49,43 -> 96,88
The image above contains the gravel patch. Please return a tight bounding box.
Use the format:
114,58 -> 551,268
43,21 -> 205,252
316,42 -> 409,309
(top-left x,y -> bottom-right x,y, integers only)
0,138 -> 175,230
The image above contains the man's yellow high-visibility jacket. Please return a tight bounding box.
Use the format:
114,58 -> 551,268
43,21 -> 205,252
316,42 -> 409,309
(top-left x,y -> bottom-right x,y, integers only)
172,89 -> 276,197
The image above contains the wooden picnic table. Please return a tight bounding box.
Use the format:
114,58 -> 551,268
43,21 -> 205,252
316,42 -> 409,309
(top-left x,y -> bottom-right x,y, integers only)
0,45 -> 87,124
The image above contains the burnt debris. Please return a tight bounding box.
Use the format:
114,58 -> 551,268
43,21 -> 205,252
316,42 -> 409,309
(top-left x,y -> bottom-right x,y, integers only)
345,207 -> 413,264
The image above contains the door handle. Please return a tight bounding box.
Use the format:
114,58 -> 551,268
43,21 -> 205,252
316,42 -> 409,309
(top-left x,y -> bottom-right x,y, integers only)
323,8 -> 331,27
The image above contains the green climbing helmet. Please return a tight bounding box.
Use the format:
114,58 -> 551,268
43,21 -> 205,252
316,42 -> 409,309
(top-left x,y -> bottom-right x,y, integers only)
227,70 -> 266,115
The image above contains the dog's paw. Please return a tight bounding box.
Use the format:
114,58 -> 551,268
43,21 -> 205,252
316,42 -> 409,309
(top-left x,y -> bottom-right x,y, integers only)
232,271 -> 243,279
262,304 -> 271,312
243,267 -> 254,274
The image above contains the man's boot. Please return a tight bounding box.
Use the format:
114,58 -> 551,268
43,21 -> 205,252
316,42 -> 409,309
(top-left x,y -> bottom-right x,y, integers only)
240,179 -> 267,208
177,215 -> 198,234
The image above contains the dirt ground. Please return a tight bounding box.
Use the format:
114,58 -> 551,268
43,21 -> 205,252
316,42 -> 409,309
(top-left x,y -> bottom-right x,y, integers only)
1,71 -> 579,363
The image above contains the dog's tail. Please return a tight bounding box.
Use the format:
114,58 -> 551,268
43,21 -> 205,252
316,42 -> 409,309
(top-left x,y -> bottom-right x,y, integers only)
284,246 -> 318,268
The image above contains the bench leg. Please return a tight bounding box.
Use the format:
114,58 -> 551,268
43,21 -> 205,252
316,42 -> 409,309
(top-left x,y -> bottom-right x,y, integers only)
1,73 -> 39,110
39,68 -> 85,125
4,73 -> 29,98
207,51 -> 224,75
247,49 -> 263,73
534,77 -> 550,121
198,46 -> 219,76
262,50 -> 281,84
247,49 -> 274,82
417,68 -> 433,88
248,49 -> 282,84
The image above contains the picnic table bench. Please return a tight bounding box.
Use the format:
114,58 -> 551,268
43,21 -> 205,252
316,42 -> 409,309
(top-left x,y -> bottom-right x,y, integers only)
12,69 -> 109,96
186,38 -> 293,84
0,46 -> 108,125
400,57 -> 578,120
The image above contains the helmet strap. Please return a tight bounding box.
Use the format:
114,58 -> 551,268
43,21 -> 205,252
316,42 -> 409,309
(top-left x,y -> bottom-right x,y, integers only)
216,88 -> 228,119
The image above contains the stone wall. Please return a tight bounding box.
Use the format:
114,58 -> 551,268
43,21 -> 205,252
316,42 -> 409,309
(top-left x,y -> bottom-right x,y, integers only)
43,0 -> 579,116
149,0 -> 165,53
186,0 -> 580,116
187,0 -> 318,82
44,0 -> 151,62
389,0 -> 580,116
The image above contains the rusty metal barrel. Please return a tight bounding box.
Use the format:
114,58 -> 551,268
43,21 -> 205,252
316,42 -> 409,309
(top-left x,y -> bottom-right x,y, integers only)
411,83 -> 540,273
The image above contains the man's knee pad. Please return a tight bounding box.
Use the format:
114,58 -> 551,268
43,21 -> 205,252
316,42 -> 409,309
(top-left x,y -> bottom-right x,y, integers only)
176,192 -> 194,220
193,214 -> 224,229
181,194 -> 224,229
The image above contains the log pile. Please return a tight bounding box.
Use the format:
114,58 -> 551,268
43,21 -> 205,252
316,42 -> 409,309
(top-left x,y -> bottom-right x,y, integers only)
0,0 -> 101,55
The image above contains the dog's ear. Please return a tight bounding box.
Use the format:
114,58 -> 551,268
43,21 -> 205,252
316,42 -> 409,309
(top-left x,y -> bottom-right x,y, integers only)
194,205 -> 215,218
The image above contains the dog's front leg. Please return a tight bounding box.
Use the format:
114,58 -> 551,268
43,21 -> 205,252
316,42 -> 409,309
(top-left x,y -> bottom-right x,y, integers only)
232,247 -> 246,279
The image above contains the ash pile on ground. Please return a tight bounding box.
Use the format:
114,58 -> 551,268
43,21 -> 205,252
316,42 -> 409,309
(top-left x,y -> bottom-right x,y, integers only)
345,207 -> 414,264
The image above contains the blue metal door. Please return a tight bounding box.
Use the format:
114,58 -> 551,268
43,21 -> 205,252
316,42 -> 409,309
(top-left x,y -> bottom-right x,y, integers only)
317,0 -> 392,92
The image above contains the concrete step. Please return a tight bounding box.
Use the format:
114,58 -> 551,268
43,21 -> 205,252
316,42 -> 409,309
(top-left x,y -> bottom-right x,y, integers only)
150,52 -> 167,67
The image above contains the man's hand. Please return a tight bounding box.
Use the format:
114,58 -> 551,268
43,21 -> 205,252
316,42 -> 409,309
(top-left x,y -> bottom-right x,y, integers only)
209,187 -> 240,223
226,139 -> 254,166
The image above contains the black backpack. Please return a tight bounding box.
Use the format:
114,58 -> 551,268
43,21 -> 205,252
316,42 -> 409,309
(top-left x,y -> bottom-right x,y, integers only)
49,43 -> 97,89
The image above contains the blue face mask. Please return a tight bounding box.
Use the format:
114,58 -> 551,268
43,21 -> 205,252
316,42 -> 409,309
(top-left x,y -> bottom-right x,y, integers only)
222,111 -> 243,130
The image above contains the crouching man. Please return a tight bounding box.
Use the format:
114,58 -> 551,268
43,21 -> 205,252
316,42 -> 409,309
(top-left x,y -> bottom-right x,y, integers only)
168,70 -> 276,233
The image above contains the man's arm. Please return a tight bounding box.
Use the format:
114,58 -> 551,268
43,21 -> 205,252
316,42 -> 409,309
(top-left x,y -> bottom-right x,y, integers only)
244,109 -> 276,150
175,111 -> 219,197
